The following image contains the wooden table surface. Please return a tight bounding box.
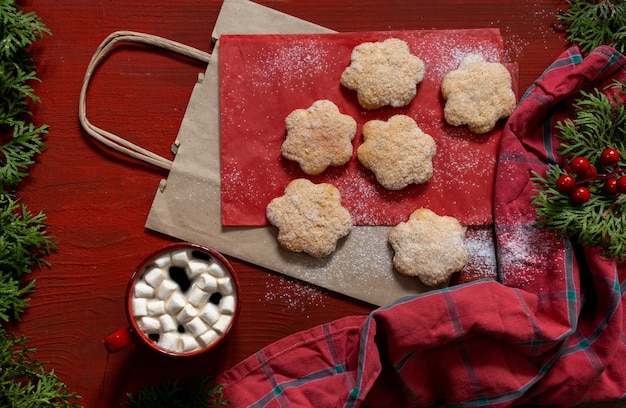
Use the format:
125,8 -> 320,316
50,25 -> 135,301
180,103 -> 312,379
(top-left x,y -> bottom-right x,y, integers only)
13,1 -> 577,406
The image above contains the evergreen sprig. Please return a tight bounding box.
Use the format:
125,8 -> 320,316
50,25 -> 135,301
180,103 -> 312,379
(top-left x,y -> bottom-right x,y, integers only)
121,376 -> 229,408
0,1 -> 81,406
0,193 -> 56,321
1,122 -> 48,192
0,327 -> 81,407
531,82 -> 626,261
558,0 -> 626,55
0,0 -> 55,322
0,0 -> 50,123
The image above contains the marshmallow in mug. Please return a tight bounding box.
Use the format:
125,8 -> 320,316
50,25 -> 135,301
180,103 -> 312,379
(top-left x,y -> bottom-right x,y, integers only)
130,249 -> 236,354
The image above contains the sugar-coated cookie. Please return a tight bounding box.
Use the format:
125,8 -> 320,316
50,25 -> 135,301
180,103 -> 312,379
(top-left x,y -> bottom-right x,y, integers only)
441,53 -> 516,134
341,38 -> 426,109
357,115 -> 436,190
266,178 -> 352,258
388,208 -> 468,286
282,100 -> 357,175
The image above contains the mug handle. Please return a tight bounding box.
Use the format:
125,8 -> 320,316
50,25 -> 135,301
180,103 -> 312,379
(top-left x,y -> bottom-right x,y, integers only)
104,325 -> 136,353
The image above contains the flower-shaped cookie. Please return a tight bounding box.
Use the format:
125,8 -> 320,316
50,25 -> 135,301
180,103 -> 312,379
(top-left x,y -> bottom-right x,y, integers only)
357,115 -> 436,190
340,38 -> 426,109
388,208 -> 468,286
266,178 -> 352,258
282,100 -> 357,175
441,53 -> 516,134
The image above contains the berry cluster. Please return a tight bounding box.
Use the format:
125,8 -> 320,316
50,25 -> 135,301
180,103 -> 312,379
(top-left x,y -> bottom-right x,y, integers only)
556,148 -> 626,204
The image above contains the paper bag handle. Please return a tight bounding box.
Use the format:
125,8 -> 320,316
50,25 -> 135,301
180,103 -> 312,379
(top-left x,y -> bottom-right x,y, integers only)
78,31 -> 211,170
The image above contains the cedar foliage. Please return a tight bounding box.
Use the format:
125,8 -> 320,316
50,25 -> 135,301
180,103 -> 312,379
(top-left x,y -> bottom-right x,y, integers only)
558,0 -> 626,55
120,376 -> 228,408
1,1 -> 80,406
531,82 -> 626,261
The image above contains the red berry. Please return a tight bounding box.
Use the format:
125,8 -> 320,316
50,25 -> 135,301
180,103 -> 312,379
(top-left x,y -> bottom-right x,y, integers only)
600,148 -> 621,166
582,164 -> 597,180
570,186 -> 591,204
604,178 -> 620,195
570,157 -> 590,176
617,176 -> 626,194
556,174 -> 576,193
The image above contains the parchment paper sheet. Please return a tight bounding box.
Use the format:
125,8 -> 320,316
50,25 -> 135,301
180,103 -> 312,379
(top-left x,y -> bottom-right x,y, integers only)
145,0 -> 497,306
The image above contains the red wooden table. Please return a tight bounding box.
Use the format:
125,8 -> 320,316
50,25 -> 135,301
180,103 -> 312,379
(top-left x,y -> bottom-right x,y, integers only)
13,1 -> 599,406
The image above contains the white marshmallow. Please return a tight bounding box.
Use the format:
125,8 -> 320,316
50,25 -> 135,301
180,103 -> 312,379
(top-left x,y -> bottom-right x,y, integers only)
217,277 -> 233,295
213,314 -> 233,334
219,295 -> 236,315
152,253 -> 171,269
132,298 -> 148,317
188,286 -> 210,307
159,314 -> 177,332
185,316 -> 209,337
176,304 -> 197,323
143,267 -> 166,288
170,249 -> 192,266
146,300 -> 165,316
199,303 -> 220,325
156,279 -> 178,300
165,293 -> 187,315
137,316 -> 161,334
133,282 -> 155,298
180,334 -> 200,353
159,332 -> 180,353
187,260 -> 208,279
207,261 -> 226,277
195,273 -> 218,292
198,329 -> 220,347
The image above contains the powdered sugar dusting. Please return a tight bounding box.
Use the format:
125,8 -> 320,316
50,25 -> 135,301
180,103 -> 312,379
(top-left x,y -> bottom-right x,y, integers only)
263,275 -> 326,314
260,227 -> 394,310
252,41 -> 332,93
498,225 -> 562,289
462,227 -> 498,281
408,32 -> 503,81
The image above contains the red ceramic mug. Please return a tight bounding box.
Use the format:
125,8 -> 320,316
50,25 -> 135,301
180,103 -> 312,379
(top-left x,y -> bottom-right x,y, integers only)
104,243 -> 240,357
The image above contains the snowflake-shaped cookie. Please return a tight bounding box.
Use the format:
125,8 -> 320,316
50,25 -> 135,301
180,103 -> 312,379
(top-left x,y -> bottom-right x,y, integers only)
340,38 -> 426,109
282,100 -> 357,175
357,115 -> 436,190
441,53 -> 516,134
266,178 -> 352,258
388,208 -> 468,286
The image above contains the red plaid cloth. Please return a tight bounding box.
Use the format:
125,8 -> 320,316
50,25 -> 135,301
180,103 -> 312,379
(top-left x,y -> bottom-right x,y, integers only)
215,46 -> 626,407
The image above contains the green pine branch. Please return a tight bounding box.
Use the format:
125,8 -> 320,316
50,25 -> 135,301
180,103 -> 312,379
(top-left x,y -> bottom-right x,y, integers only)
0,193 -> 56,279
0,1 -> 81,406
0,1 -> 50,59
531,82 -> 626,261
0,327 -> 81,408
0,0 -> 49,127
1,60 -> 41,124
1,122 -> 48,192
121,376 -> 229,408
555,84 -> 626,168
558,0 -> 626,55
0,192 -> 56,321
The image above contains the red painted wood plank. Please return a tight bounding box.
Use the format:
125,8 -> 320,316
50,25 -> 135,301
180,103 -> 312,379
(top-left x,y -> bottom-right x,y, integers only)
12,1 -> 569,406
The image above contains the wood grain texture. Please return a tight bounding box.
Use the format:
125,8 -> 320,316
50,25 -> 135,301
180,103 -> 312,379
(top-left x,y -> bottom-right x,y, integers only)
10,1 -> 582,406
